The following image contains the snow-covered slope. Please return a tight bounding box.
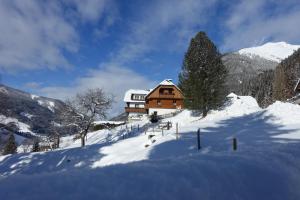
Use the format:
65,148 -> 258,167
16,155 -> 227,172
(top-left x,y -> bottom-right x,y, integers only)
0,84 -> 68,135
1,94 -> 300,199
238,41 -> 300,62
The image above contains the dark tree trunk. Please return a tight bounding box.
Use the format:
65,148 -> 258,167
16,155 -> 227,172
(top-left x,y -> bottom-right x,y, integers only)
81,136 -> 85,147
57,136 -> 60,148
202,109 -> 208,118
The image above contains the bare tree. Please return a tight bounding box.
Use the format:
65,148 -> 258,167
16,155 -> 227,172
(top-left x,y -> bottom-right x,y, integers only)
62,88 -> 113,147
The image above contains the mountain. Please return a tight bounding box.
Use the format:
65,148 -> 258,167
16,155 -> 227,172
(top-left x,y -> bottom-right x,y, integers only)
222,42 -> 300,104
238,42 -> 300,63
0,84 -> 67,136
273,48 -> 300,101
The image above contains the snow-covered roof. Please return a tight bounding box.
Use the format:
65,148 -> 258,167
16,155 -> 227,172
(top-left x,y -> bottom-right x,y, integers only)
123,89 -> 150,102
159,79 -> 174,86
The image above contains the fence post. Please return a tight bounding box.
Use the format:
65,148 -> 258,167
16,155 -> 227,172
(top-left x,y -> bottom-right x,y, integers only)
161,128 -> 164,136
233,138 -> 237,151
197,128 -> 201,150
131,125 -> 132,131
167,122 -> 170,130
176,123 -> 179,139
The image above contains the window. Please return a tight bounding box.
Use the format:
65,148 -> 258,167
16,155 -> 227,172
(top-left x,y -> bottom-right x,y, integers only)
132,94 -> 145,101
157,100 -> 161,106
173,100 -> 177,106
135,104 -> 139,108
159,88 -> 174,95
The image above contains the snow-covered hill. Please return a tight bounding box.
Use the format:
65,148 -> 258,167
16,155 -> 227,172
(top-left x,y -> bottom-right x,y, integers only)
0,84 -> 68,135
1,94 -> 300,199
238,41 -> 300,62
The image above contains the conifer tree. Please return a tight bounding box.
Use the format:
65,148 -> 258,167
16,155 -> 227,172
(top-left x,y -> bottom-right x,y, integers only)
179,31 -> 227,117
3,134 -> 17,155
32,139 -> 40,152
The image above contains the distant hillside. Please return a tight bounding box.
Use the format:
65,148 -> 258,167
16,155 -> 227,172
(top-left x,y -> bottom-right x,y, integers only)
222,42 -> 300,107
222,53 -> 278,96
273,48 -> 300,101
0,84 -> 67,135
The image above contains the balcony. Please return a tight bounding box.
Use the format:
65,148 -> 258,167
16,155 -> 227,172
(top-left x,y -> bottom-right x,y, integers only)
159,93 -> 175,98
125,107 -> 147,113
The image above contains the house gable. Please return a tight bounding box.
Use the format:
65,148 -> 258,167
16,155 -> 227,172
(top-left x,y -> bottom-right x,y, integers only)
145,79 -> 183,100
146,85 -> 183,100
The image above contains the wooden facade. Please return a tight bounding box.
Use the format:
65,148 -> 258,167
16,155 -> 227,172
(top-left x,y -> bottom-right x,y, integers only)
125,107 -> 146,113
145,85 -> 184,110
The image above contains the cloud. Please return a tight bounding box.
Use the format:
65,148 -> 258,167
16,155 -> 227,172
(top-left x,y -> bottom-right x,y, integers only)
24,82 -> 42,89
222,0 -> 300,50
36,0 -> 216,117
104,0 -> 217,66
38,65 -> 156,117
0,0 -> 117,73
64,0 -> 119,24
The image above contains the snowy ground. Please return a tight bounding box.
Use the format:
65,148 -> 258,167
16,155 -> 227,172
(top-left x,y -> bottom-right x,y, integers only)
0,94 -> 300,200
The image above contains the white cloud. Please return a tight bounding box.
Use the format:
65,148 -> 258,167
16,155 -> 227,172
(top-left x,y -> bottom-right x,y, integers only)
38,65 -> 156,117
104,0 -> 217,66
64,0 -> 118,24
34,0 -> 216,117
0,0 -> 117,73
222,0 -> 300,50
24,82 -> 42,89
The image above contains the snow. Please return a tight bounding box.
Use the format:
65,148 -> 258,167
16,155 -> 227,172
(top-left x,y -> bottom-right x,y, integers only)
159,79 -> 174,85
0,115 -> 36,135
31,94 -> 56,112
20,112 -> 34,119
264,101 -> 300,125
1,94 -> 300,199
37,99 -> 56,112
93,120 -> 125,125
123,89 -> 150,102
30,94 -> 39,100
0,86 -> 8,94
294,78 -> 300,92
238,41 -> 300,62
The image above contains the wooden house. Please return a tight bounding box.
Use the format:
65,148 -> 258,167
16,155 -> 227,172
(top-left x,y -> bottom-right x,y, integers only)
124,89 -> 150,120
124,79 -> 184,119
145,79 -> 184,115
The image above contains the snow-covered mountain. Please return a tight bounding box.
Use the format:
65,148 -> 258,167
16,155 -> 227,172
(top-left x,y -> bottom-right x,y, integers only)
223,41 -> 300,98
0,84 -> 67,135
238,41 -> 300,63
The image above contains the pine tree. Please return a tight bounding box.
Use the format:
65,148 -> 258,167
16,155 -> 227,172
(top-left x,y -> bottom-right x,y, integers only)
273,49 -> 300,101
179,31 -> 227,117
32,139 -> 40,152
3,134 -> 17,155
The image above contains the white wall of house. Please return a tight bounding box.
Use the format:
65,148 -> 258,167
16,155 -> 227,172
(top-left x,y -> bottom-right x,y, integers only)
148,108 -> 178,116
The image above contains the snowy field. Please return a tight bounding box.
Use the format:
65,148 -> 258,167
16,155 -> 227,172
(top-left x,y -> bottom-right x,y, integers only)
0,94 -> 300,199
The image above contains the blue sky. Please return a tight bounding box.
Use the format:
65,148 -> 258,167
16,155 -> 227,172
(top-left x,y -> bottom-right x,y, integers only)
1,0 -> 300,116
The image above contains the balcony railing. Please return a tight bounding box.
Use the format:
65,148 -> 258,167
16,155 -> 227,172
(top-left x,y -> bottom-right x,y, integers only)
159,93 -> 175,98
125,107 -> 147,113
